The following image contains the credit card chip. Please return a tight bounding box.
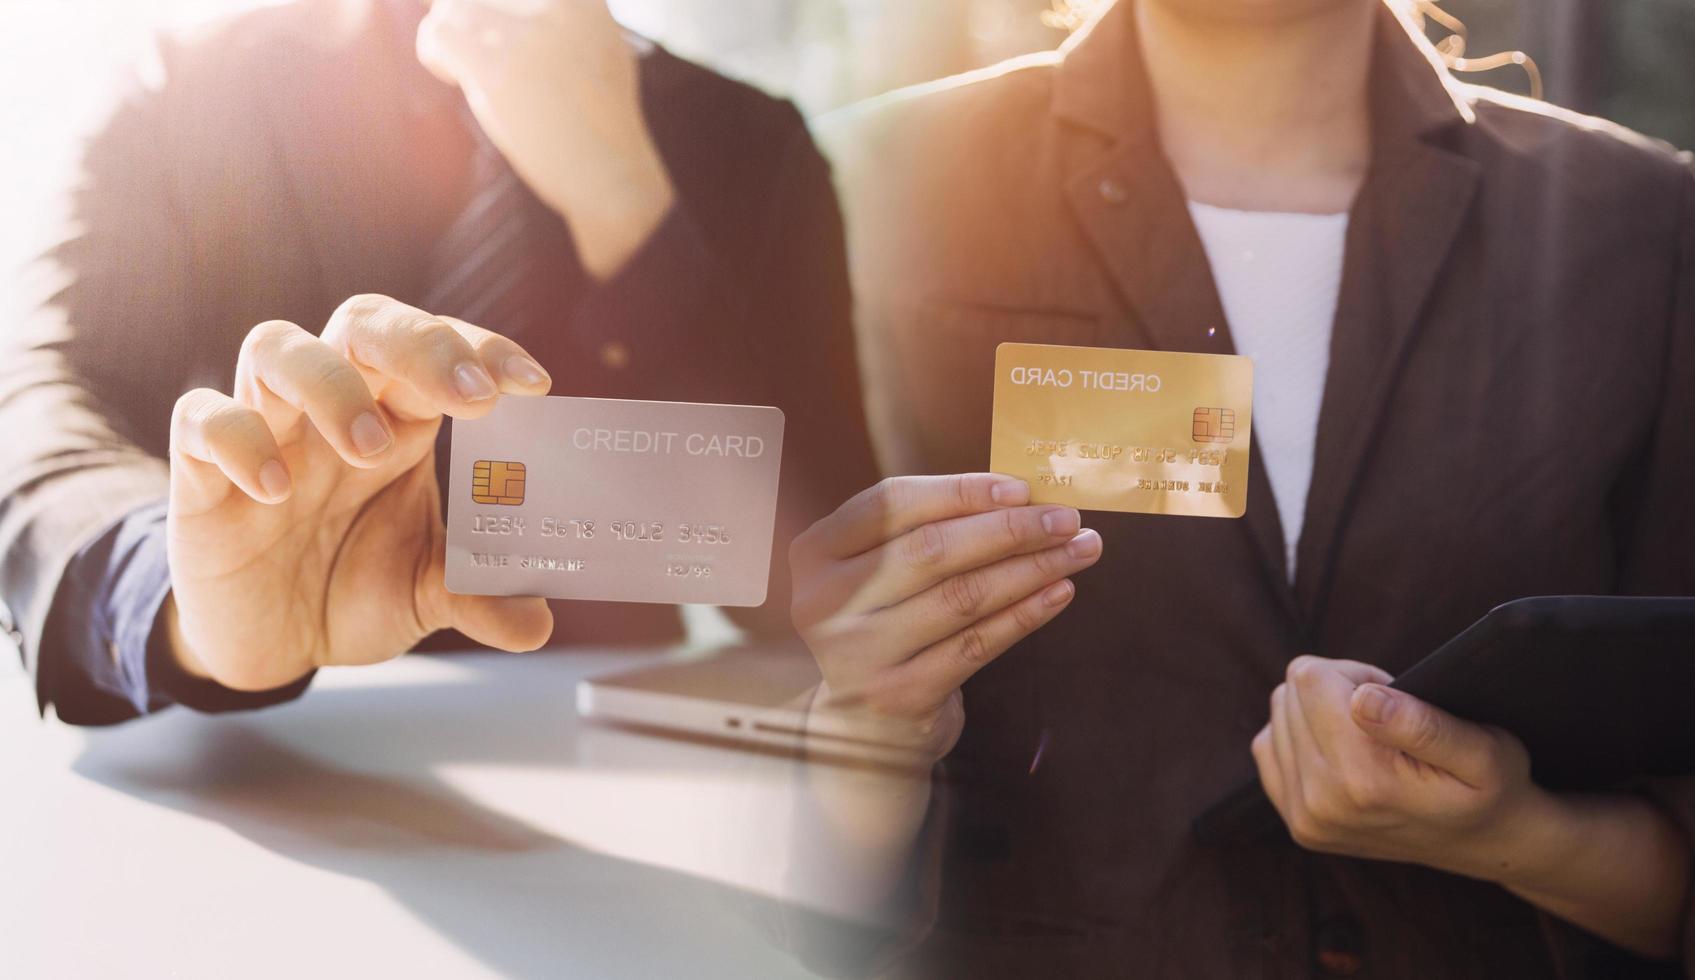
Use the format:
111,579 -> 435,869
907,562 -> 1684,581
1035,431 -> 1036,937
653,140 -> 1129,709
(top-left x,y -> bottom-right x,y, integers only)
471,460 -> 526,505
1191,408 -> 1236,444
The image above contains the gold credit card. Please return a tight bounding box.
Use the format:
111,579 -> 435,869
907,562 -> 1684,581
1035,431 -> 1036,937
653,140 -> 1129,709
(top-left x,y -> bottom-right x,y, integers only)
989,343 -> 1253,517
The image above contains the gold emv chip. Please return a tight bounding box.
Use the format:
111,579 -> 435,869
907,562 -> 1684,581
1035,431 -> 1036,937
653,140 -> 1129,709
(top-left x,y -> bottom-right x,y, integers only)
1191,408 -> 1237,444
471,460 -> 526,505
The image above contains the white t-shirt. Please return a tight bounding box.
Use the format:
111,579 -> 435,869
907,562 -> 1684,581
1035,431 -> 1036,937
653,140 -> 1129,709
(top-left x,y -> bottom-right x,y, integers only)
1187,201 -> 1349,581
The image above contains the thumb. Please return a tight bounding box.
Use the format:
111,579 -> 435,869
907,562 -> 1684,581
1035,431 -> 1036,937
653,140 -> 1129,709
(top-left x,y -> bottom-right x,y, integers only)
445,593 -> 555,653
1350,684 -> 1494,784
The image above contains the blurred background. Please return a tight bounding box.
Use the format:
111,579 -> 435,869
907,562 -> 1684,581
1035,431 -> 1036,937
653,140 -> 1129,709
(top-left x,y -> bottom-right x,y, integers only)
0,0 -> 1691,283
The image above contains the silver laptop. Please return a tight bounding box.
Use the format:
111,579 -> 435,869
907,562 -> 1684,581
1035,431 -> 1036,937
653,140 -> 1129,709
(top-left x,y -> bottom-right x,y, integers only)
576,645 -> 919,767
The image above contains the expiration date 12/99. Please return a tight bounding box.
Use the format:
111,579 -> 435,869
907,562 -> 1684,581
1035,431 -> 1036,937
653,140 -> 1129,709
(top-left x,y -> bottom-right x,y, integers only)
470,515 -> 732,544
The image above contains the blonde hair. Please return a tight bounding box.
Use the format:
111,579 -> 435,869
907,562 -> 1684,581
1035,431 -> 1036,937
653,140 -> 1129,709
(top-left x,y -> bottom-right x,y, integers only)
1043,0 -> 1541,99
1412,0 -> 1542,99
1041,0 -> 1108,32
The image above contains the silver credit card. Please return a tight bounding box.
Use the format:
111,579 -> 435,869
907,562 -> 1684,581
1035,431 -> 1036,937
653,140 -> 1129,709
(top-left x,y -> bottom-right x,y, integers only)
445,396 -> 786,606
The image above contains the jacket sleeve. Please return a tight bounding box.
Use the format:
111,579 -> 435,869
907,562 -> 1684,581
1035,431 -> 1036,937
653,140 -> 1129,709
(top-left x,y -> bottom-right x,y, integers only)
36,504 -> 314,724
0,47 -> 182,718
0,38 -> 311,723
1610,160 -> 1695,974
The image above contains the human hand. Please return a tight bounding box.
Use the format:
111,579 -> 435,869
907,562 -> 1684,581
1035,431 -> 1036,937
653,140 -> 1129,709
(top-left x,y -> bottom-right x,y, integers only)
164,294 -> 555,692
417,0 -> 674,278
1251,656 -> 1556,880
790,474 -> 1103,764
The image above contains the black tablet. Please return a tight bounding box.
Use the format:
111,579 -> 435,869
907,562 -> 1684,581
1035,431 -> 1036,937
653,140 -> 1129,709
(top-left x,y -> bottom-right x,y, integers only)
1193,595 -> 1695,847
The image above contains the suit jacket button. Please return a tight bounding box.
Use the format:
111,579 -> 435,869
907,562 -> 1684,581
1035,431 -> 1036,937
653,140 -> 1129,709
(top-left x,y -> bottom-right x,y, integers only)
1314,916 -> 1365,976
1098,177 -> 1129,205
599,341 -> 630,369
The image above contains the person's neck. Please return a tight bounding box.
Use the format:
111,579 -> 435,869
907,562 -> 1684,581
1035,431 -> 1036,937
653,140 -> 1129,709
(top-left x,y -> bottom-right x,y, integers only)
1136,0 -> 1376,214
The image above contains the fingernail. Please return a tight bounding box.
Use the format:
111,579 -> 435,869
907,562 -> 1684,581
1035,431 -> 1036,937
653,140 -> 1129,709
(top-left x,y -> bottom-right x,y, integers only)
1355,685 -> 1394,725
258,459 -> 291,500
454,362 -> 498,402
1042,580 -> 1075,607
990,478 -> 1030,507
1065,528 -> 1102,559
350,412 -> 392,457
502,355 -> 549,388
1041,507 -> 1081,537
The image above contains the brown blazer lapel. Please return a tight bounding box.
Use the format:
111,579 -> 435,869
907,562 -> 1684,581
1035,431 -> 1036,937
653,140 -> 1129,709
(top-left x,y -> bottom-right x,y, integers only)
1294,11 -> 1482,626
1055,5 -> 1298,620
1053,3 -> 1486,634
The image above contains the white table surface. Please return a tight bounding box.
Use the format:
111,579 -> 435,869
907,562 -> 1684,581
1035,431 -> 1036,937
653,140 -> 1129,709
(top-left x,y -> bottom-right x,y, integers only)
0,648 -> 825,979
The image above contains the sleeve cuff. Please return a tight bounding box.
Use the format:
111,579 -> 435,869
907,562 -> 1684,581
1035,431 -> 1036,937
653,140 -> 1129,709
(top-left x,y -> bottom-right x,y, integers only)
145,631 -> 316,715
111,503 -> 315,714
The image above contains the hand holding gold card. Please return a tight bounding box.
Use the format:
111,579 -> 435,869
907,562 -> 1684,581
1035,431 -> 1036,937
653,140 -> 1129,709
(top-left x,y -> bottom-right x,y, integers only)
989,343 -> 1253,517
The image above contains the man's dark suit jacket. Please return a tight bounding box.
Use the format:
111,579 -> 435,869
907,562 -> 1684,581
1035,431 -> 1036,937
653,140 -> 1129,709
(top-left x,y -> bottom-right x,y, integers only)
0,0 -> 876,721
825,3 -> 1695,978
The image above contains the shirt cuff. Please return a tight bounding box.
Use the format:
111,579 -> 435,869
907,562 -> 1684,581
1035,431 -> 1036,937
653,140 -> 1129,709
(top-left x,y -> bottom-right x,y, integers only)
80,502 -> 314,716
145,632 -> 316,715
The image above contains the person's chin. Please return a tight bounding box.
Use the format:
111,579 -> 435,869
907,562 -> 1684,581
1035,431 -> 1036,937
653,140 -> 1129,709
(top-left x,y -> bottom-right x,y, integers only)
1145,0 -> 1372,27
